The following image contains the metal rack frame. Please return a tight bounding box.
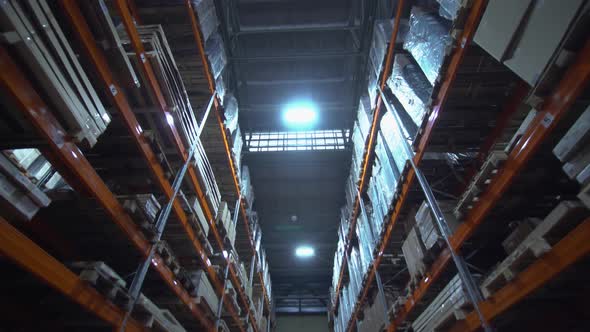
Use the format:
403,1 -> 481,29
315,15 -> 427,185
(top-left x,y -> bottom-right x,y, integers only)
59,1 -> 248,330
332,0 -> 407,312
448,217 -> 590,332
114,1 -> 266,330
183,0 -> 273,314
387,35 -> 590,332
331,0 -> 590,330
0,44 -> 215,330
0,216 -> 146,332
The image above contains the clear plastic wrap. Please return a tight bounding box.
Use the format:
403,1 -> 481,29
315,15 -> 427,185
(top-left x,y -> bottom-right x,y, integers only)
403,7 -> 452,85
387,54 -> 432,127
356,211 -> 375,274
367,65 -> 379,108
374,134 -> 399,205
204,32 -> 227,79
232,126 -> 243,176
192,0 -> 219,42
436,0 -> 465,21
223,93 -> 239,134
380,111 -> 412,174
412,274 -> 469,332
357,94 -> 372,139
415,200 -> 460,251
401,227 -> 428,282
369,19 -> 409,76
240,165 -> 255,208
352,122 -> 365,163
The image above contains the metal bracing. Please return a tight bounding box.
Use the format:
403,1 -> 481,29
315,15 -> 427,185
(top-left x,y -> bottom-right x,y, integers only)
0,44 -> 215,330
0,216 -> 146,332
119,137 -> 201,332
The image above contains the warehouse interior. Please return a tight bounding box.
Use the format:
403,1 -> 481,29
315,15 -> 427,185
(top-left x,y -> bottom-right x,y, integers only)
1,0 -> 590,331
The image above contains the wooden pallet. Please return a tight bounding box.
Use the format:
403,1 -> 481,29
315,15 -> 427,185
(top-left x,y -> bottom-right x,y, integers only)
70,261 -> 128,304
481,201 -> 588,298
121,194 -> 160,241
454,151 -> 508,220
134,294 -> 187,332
155,241 -> 181,275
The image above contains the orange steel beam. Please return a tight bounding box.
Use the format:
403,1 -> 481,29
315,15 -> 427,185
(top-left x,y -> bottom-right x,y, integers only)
332,0 -> 406,313
456,81 -> 529,194
387,36 -> 590,332
184,0 -> 272,312
343,1 -> 489,330
449,217 -> 590,332
117,1 -> 260,327
0,45 -> 214,331
0,216 -> 146,332
59,1 -> 245,330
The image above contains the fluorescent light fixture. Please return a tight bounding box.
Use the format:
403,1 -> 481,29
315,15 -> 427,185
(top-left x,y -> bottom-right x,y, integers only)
295,246 -> 315,258
283,101 -> 318,127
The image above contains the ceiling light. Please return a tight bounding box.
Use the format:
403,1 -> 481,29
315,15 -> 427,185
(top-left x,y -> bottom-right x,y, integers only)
283,101 -> 318,128
295,246 -> 315,258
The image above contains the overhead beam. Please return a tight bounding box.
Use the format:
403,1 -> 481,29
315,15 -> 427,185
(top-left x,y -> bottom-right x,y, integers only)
231,52 -> 361,62
236,25 -> 358,35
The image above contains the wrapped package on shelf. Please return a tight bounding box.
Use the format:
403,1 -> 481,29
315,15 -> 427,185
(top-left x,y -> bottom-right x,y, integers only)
1,1 -> 109,146
0,153 -> 51,221
240,165 -> 255,208
369,19 -> 408,77
380,111 -> 412,174
387,54 -> 433,128
215,70 -> 227,102
204,32 -> 227,79
356,213 -> 374,274
357,94 -> 373,140
367,63 -> 380,108
403,7 -> 453,85
345,173 -> 357,214
232,126 -> 243,177
369,19 -> 393,77
412,274 -> 471,332
436,0 -> 468,21
368,175 -> 386,236
341,286 -> 350,325
374,134 -> 399,206
353,122 -> 366,163
187,270 -> 219,315
358,288 -> 389,332
401,227 -> 428,284
223,93 -> 239,134
415,200 -> 460,251
191,0 -> 219,43
194,138 -> 222,214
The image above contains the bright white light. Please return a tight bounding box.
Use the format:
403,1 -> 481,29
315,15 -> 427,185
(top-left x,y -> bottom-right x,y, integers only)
283,101 -> 318,127
165,112 -> 175,126
295,246 -> 315,258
